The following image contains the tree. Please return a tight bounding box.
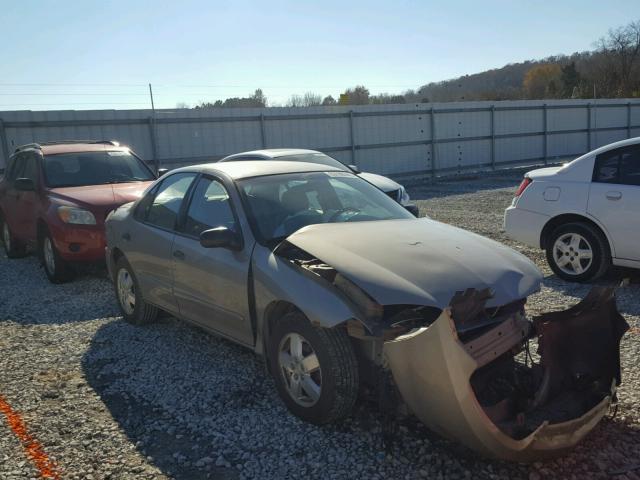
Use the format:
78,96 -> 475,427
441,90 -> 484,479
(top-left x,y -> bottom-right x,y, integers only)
523,64 -> 563,99
596,20 -> 640,96
195,89 -> 267,109
322,95 -> 337,106
340,85 -> 370,105
560,62 -> 581,97
286,92 -> 322,107
370,93 -> 406,104
175,101 -> 191,109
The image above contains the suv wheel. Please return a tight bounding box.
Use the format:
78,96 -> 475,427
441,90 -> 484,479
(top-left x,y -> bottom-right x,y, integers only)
115,256 -> 158,325
546,222 -> 610,282
40,231 -> 74,283
268,311 -> 359,424
1,219 -> 27,258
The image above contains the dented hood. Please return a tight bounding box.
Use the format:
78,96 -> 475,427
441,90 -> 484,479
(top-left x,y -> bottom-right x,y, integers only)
284,219 -> 542,308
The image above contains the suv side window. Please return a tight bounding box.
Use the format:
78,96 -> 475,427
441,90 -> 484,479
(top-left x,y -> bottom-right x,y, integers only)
21,154 -> 39,183
180,177 -> 237,238
6,154 -> 26,183
593,145 -> 640,186
144,173 -> 197,230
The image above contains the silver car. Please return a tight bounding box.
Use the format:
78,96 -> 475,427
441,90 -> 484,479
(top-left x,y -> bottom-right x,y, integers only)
105,161 -> 627,461
218,149 -> 418,216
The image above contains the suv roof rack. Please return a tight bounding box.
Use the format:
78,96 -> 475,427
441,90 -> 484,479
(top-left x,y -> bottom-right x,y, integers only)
13,140 -> 120,153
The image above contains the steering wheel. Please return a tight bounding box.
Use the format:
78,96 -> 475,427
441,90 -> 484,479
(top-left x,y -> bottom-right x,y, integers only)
328,208 -> 360,222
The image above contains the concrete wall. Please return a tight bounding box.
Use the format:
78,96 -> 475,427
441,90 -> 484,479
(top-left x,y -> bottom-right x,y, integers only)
1,99 -> 638,178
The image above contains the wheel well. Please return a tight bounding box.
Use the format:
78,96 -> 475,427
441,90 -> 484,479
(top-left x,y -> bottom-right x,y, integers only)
112,247 -> 125,264
36,219 -> 48,246
262,300 -> 302,370
540,214 -> 609,251
264,301 -> 300,340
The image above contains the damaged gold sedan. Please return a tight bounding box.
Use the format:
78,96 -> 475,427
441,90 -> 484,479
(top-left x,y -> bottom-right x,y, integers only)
105,160 -> 628,461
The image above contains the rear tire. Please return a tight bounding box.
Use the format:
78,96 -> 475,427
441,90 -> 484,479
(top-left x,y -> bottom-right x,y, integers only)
114,256 -> 158,325
1,218 -> 27,258
545,222 -> 610,283
268,311 -> 359,424
40,230 -> 75,283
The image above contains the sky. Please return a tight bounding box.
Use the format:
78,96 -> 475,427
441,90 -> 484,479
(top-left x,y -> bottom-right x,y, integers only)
0,0 -> 637,110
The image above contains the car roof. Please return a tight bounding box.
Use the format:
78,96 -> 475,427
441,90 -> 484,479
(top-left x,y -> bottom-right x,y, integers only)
12,141 -> 130,157
41,144 -> 130,155
220,148 -> 321,161
170,160 -> 344,180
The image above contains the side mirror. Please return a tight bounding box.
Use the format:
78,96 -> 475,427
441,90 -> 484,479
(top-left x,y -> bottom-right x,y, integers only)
15,178 -> 35,191
404,204 -> 419,217
157,168 -> 169,177
199,226 -> 242,251
348,164 -> 361,174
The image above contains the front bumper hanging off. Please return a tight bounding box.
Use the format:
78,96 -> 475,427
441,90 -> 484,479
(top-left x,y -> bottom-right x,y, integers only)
383,287 -> 628,462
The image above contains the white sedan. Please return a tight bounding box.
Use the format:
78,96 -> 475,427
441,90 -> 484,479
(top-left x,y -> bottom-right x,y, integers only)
504,137 -> 640,282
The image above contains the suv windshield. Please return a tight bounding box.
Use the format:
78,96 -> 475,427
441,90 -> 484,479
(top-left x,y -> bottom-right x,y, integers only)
43,150 -> 155,188
238,171 -> 413,245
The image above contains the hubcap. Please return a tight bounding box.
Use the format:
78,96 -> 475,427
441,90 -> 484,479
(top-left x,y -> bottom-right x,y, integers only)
278,333 -> 322,407
2,223 -> 10,251
43,237 -> 56,274
552,233 -> 593,276
117,268 -> 136,315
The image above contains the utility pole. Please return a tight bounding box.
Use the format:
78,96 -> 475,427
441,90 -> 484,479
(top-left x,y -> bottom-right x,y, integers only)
148,83 -> 156,111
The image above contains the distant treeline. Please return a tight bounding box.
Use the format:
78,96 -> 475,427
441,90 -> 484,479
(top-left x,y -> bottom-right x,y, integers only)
183,19 -> 640,109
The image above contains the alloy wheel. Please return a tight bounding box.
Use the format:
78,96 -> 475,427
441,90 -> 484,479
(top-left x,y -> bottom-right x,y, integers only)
2,223 -> 11,252
43,237 -> 56,275
278,333 -> 322,407
552,232 -> 593,276
117,268 -> 136,315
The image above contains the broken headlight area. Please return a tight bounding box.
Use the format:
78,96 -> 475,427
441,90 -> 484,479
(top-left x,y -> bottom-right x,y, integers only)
384,286 -> 628,461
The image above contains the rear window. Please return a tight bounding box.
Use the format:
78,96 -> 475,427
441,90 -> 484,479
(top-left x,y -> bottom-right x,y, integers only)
43,150 -> 155,188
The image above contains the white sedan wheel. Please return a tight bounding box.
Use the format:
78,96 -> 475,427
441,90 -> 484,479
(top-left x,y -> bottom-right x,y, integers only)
552,232 -> 593,276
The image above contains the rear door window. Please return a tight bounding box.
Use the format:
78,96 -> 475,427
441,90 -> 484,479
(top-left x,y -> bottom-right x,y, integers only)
593,146 -> 640,186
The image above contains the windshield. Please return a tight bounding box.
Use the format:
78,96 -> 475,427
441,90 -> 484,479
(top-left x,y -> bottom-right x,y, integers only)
43,150 -> 156,188
238,171 -> 413,245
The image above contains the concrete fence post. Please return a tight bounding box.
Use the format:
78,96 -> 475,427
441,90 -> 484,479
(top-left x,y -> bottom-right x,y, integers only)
587,103 -> 592,150
430,107 -> 437,178
348,110 -> 356,165
260,113 -> 267,148
628,102 -> 632,139
542,104 -> 548,164
147,116 -> 159,171
490,105 -> 496,170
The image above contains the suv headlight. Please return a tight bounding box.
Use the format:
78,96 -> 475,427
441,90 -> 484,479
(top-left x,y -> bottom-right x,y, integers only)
398,186 -> 411,205
57,206 -> 97,225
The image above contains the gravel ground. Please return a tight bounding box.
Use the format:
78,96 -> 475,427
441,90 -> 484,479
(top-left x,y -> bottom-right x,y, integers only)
1,173 -> 639,480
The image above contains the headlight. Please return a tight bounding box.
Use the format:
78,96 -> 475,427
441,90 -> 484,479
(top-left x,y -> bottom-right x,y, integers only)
57,206 -> 97,225
398,186 -> 411,205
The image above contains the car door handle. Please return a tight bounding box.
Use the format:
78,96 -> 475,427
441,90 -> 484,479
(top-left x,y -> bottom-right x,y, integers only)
606,191 -> 622,201
121,232 -> 131,241
173,250 -> 185,260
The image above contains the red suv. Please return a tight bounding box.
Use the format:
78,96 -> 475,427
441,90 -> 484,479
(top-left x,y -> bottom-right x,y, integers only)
0,141 -> 158,283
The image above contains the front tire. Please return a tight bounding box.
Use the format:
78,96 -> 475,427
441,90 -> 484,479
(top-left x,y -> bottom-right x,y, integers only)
114,256 -> 158,325
1,219 -> 27,258
268,311 -> 359,424
40,231 -> 74,283
545,222 -> 610,282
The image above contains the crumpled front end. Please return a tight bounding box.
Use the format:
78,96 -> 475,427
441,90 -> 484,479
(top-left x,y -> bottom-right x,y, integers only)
383,287 -> 628,462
